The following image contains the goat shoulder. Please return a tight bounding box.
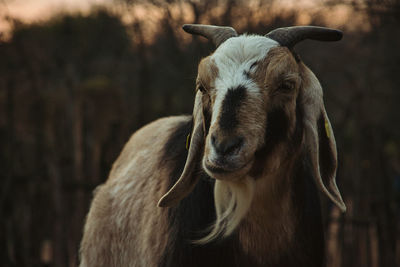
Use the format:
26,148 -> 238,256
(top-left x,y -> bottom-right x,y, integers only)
80,116 -> 190,267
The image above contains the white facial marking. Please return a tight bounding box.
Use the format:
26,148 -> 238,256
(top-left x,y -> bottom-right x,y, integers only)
210,35 -> 279,126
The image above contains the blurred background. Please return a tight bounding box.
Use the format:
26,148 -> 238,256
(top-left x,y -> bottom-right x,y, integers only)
0,0 -> 399,266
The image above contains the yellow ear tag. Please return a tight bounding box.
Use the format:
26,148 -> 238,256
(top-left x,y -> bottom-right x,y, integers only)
186,133 -> 191,150
325,120 -> 331,139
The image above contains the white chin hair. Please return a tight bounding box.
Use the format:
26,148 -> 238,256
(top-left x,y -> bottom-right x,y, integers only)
193,176 -> 255,244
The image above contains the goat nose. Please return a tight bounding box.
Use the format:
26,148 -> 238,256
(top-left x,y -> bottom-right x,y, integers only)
211,134 -> 243,155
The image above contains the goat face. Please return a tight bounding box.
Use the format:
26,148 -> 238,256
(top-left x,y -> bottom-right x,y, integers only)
199,37 -> 300,181
158,25 -> 346,218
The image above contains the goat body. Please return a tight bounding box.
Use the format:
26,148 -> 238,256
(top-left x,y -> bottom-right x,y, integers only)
81,116 -> 323,267
80,25 -> 346,267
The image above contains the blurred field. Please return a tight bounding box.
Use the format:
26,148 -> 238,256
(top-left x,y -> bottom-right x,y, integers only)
0,0 -> 399,266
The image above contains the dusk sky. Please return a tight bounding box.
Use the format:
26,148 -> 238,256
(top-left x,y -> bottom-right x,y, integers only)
0,0 -> 110,33
0,0 -> 361,36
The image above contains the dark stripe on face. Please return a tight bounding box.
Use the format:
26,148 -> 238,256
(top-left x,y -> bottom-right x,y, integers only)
265,94 -> 304,151
218,85 -> 247,131
265,108 -> 290,146
249,107 -> 290,177
250,95 -> 305,178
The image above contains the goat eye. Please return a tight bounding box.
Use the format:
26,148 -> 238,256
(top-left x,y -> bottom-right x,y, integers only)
250,61 -> 258,70
198,85 -> 206,93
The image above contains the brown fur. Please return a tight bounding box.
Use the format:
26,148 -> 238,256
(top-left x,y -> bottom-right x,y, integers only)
80,117 -> 188,267
239,149 -> 301,264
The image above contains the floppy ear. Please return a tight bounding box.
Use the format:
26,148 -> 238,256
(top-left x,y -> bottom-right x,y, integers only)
158,91 -> 205,207
302,66 -> 346,212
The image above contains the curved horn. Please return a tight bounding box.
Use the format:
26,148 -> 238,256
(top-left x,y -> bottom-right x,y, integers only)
265,26 -> 343,49
183,24 -> 238,47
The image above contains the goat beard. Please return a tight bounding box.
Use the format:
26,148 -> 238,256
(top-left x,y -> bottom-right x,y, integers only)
193,177 -> 255,244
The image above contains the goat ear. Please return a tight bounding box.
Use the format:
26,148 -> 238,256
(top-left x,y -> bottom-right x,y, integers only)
158,92 -> 205,207
302,68 -> 346,212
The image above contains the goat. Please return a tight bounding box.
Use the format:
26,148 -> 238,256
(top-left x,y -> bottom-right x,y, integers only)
79,25 -> 346,267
